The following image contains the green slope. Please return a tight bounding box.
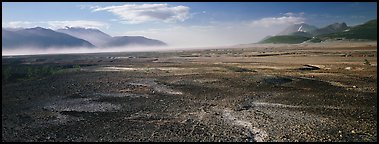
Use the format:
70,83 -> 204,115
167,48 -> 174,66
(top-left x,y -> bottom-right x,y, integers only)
318,19 -> 377,40
258,35 -> 311,44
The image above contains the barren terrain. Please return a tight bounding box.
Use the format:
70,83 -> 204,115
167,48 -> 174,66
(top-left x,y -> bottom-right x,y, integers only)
2,41 -> 377,142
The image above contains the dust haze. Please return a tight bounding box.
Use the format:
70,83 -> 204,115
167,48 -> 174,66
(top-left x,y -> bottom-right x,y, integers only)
1,45 -> 230,56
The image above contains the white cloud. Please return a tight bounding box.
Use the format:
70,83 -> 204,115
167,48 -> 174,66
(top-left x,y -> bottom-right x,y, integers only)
91,3 -> 190,24
3,20 -> 109,30
4,21 -> 40,28
283,12 -> 304,17
283,12 -> 295,17
250,13 -> 305,28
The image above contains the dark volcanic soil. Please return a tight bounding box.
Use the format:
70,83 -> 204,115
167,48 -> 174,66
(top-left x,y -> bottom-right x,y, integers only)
2,42 -> 377,142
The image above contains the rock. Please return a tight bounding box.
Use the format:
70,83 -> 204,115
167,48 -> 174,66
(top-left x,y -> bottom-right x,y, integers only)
299,64 -> 322,71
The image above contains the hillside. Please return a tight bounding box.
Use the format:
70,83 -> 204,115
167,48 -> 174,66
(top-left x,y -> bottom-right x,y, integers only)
258,35 -> 311,44
310,22 -> 349,36
2,27 -> 95,49
56,27 -> 113,47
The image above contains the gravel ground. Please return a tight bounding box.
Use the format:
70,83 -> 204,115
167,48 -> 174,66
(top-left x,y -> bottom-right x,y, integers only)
2,43 -> 377,142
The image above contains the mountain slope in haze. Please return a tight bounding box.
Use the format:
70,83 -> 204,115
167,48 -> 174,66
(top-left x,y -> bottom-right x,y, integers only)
56,27 -> 167,47
56,27 -> 112,47
2,29 -> 17,48
3,26 -> 168,49
2,27 -> 95,49
105,36 -> 167,47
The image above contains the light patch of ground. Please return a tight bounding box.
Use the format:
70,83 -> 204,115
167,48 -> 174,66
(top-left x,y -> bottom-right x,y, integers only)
326,81 -> 351,88
252,65 -> 293,70
95,92 -> 150,98
94,66 -> 196,72
44,97 -> 121,113
193,78 -> 220,83
252,102 -> 348,110
304,73 -> 341,76
221,108 -> 268,142
130,79 -> 183,95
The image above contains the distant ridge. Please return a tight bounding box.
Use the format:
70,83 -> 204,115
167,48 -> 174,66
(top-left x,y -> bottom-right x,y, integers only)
57,27 -> 167,47
2,27 -> 167,49
258,19 -> 377,44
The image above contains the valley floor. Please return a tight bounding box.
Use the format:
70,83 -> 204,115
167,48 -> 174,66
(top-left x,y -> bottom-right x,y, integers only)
2,41 -> 377,142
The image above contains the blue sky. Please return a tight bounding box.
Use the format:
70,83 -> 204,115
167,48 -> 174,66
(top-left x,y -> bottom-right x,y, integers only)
2,2 -> 377,47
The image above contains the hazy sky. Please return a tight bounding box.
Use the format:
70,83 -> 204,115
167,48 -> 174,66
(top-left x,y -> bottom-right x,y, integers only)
2,2 -> 377,47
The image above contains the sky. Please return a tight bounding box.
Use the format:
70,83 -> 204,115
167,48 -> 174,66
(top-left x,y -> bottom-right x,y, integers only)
2,2 -> 377,47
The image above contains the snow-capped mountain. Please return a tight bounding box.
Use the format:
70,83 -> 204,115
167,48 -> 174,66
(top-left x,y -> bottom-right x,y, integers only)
277,22 -> 350,37
278,23 -> 318,36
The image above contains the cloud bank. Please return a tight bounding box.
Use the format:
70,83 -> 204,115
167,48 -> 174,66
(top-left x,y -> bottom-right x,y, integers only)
91,3 -> 190,24
250,12 -> 305,28
3,20 -> 109,29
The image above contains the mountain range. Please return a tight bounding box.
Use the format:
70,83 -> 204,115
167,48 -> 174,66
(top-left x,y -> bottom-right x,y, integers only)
3,19 -> 376,49
259,19 -> 377,44
2,27 -> 167,49
56,27 -> 167,48
2,27 -> 95,48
